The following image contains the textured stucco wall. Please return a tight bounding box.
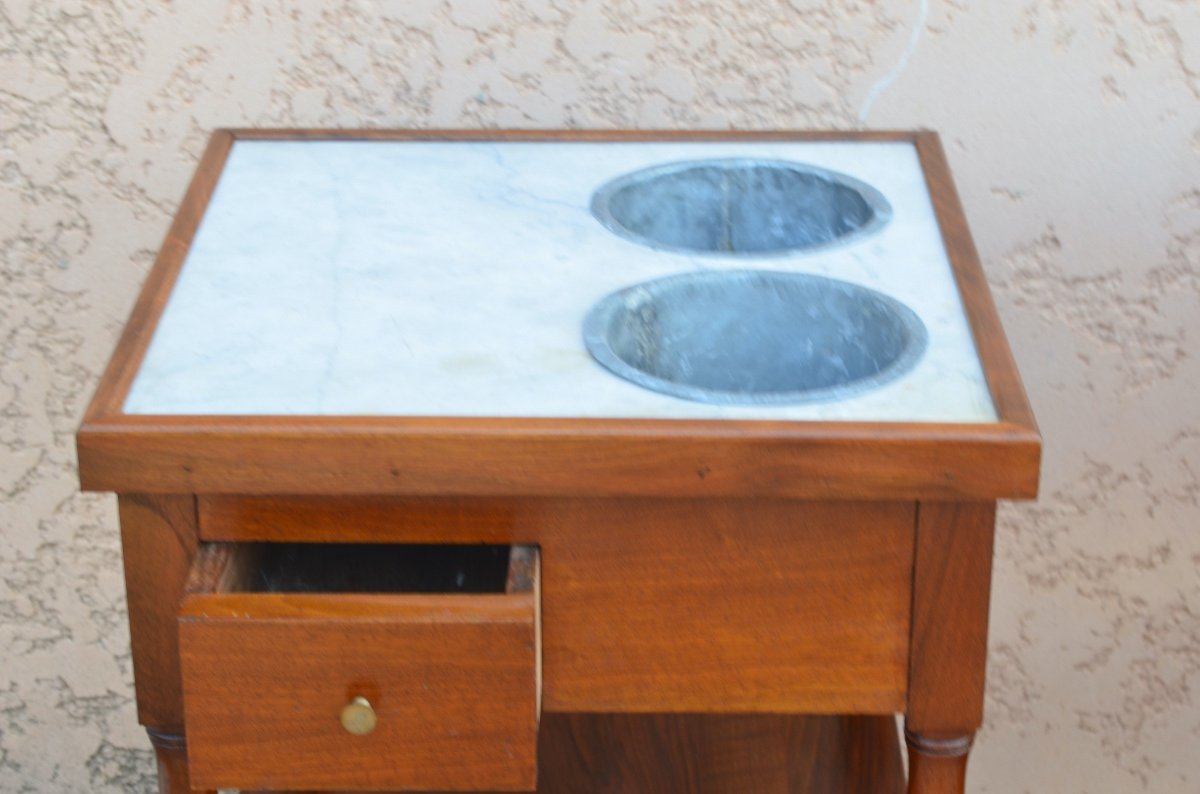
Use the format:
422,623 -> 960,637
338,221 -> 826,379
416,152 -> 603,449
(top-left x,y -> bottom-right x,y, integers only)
2,1 -> 1197,792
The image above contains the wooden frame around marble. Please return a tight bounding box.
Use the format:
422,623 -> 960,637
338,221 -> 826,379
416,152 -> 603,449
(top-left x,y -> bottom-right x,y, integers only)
77,129 -> 1040,500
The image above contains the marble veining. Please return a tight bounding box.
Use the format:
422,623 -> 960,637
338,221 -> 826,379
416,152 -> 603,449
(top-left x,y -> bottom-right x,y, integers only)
123,140 -> 997,422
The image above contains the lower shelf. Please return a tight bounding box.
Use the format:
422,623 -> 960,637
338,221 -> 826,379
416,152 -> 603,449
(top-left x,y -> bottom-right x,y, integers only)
533,712 -> 904,794
236,712 -> 904,794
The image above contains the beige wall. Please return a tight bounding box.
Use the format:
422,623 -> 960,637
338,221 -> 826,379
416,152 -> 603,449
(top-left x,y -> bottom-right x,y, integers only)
2,1 -> 1197,791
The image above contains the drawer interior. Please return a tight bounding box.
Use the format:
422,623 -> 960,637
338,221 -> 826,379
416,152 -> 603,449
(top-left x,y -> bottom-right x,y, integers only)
189,541 -> 535,597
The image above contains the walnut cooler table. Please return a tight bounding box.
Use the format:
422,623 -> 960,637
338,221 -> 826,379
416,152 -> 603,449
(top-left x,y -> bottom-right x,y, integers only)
77,130 -> 1041,794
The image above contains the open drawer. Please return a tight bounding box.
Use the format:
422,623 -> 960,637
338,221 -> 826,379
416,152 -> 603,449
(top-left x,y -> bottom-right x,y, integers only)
178,542 -> 541,792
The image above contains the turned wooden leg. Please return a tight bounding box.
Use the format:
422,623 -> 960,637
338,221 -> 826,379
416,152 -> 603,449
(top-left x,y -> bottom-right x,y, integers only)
147,729 -> 212,794
905,730 -> 973,794
906,502 -> 996,794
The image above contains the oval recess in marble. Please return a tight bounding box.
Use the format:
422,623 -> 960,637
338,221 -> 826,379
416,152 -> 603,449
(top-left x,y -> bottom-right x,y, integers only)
582,269 -> 927,405
590,158 -> 892,256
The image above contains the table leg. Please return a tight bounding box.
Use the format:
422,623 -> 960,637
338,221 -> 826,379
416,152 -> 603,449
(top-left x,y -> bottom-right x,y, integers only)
118,495 -> 206,794
905,501 -> 996,794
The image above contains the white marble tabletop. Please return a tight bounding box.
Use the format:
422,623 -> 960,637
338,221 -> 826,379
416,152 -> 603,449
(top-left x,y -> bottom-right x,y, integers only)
124,139 -> 997,423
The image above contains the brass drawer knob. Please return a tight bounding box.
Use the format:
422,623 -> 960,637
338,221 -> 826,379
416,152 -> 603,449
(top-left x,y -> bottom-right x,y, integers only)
340,696 -> 377,736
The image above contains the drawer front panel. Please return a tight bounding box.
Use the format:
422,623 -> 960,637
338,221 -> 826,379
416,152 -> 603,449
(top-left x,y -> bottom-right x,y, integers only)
179,547 -> 539,792
541,499 -> 915,713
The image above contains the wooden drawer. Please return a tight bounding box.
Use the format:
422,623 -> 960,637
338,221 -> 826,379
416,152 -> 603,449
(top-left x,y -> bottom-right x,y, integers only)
178,542 -> 540,792
198,496 -> 916,713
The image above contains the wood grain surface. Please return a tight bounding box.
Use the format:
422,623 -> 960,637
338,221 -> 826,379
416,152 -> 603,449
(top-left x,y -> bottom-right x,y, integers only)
538,498 -> 915,714
532,712 -> 905,794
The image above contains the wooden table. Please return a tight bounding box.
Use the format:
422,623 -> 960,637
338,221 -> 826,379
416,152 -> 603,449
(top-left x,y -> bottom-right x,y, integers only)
78,130 -> 1040,793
